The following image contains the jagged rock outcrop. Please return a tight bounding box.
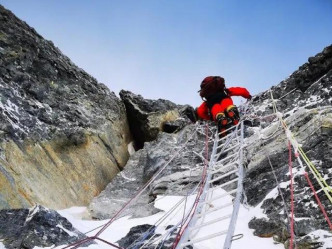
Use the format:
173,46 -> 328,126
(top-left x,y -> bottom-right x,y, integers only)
0,5 -> 131,209
244,45 -> 332,247
90,91 -> 201,219
252,44 -> 332,116
1,3 -> 331,248
0,205 -> 91,249
95,45 -> 332,248
120,90 -> 196,149
89,122 -> 209,219
116,224 -> 157,248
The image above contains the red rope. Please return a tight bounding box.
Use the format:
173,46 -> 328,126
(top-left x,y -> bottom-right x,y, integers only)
304,172 -> 332,230
94,130 -> 196,237
288,141 -> 295,249
63,125 -> 200,249
171,124 -> 210,248
61,236 -> 124,249
93,237 -> 125,248
61,237 -> 91,249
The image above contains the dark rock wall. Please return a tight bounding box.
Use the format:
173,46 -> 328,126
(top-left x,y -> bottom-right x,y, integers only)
0,205 -> 91,249
102,45 -> 332,248
120,90 -> 182,149
0,5 -> 131,209
252,44 -> 332,115
244,45 -> 332,246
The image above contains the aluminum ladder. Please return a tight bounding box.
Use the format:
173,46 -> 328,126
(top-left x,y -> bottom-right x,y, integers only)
176,121 -> 245,249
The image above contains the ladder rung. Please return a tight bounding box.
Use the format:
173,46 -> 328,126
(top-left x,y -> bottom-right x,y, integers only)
180,230 -> 228,247
206,178 -> 238,194
216,128 -> 240,144
217,139 -> 238,149
199,202 -> 233,217
189,214 -> 232,232
208,188 -> 237,202
217,139 -> 239,150
216,134 -> 231,143
209,168 -> 238,183
222,143 -> 240,154
217,124 -> 239,137
211,161 -> 238,174
214,152 -> 238,164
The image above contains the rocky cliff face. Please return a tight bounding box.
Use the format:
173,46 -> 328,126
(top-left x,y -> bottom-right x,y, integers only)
0,5 -> 131,209
90,45 -> 332,248
89,123 -> 209,219
1,3 -> 331,248
244,44 -> 332,247
89,93 -> 202,219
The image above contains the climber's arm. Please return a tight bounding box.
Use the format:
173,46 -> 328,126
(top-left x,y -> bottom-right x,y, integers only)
227,87 -> 252,99
196,102 -> 211,120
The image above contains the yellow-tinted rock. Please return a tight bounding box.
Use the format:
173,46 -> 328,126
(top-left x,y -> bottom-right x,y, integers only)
0,126 -> 130,209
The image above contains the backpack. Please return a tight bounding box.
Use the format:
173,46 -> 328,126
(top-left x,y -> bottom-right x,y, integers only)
199,76 -> 226,99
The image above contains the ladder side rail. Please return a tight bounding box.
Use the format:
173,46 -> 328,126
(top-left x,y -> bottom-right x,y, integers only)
223,121 -> 245,249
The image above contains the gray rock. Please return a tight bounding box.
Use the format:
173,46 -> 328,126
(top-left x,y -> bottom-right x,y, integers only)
248,217 -> 283,237
251,44 -> 332,116
243,45 -> 332,247
0,5 -> 128,143
89,123 -> 210,219
0,205 -> 91,249
116,224 -> 157,249
0,5 -> 131,209
120,90 -> 194,149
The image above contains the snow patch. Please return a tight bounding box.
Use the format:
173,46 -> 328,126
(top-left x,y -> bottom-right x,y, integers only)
25,205 -> 43,225
127,141 -> 135,155
52,189 -> 281,249
307,230 -> 332,249
120,171 -> 136,181
56,224 -> 78,237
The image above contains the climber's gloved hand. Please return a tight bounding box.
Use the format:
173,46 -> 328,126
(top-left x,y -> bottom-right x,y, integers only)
247,95 -> 252,100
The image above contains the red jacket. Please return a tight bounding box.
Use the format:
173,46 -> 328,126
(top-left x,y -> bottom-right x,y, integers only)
227,87 -> 251,99
197,87 -> 250,120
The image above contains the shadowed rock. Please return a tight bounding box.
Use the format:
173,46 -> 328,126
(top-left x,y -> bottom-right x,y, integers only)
0,205 -> 92,249
89,123 -> 209,219
120,90 -> 195,149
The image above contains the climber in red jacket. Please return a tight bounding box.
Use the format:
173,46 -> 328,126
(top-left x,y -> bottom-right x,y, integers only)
196,76 -> 251,135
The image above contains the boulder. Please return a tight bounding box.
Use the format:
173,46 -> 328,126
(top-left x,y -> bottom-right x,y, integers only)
120,90 -> 195,149
0,205 -> 91,249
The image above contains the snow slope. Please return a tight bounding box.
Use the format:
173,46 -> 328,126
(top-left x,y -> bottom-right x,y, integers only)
37,190 -> 284,249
